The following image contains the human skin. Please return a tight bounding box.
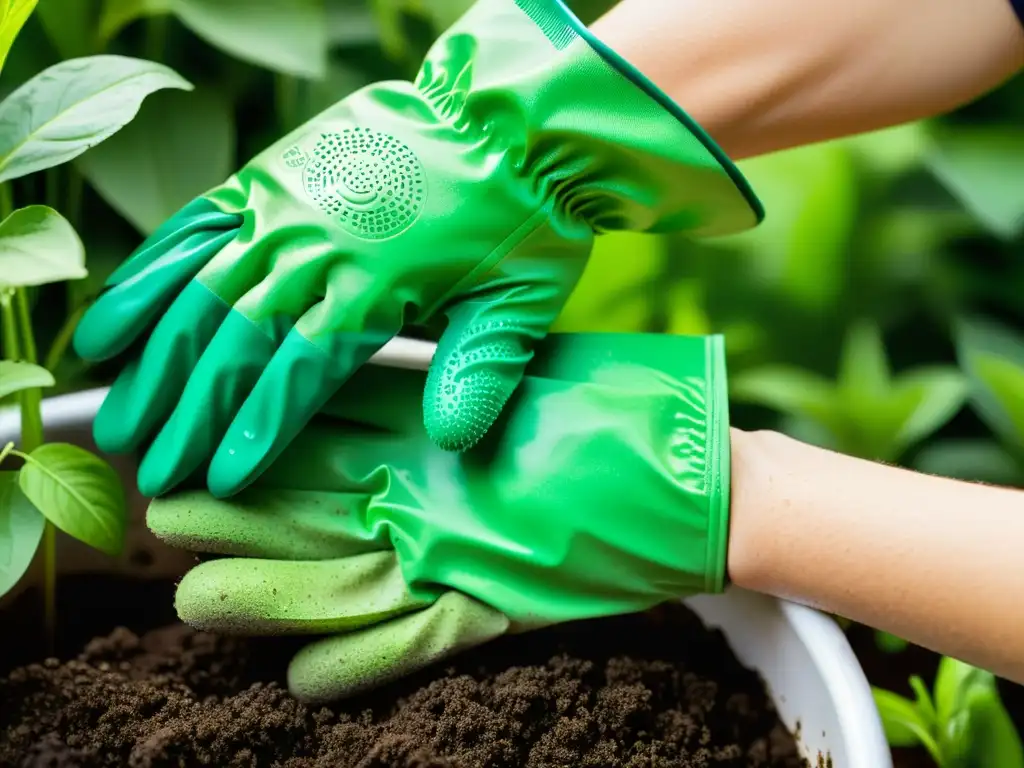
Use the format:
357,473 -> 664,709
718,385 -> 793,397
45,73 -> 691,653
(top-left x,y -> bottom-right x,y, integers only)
727,428 -> 1024,685
589,0 -> 1024,680
590,0 -> 1024,159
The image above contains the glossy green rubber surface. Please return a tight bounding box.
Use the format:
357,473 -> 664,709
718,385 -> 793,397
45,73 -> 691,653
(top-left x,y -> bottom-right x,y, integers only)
146,331 -> 731,702
74,0 -> 759,498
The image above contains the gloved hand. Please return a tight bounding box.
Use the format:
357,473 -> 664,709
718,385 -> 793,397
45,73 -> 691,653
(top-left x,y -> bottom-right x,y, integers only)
145,331 -> 733,703
72,0 -> 761,499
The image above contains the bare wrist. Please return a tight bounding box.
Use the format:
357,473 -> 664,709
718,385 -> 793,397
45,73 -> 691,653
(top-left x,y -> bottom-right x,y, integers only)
725,428 -> 788,591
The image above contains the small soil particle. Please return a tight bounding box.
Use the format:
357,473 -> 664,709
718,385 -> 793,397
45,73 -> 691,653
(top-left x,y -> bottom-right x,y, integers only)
0,578 -> 810,767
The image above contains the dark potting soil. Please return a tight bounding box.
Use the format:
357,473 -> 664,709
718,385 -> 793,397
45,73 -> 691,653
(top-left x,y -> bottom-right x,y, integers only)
0,576 -> 811,768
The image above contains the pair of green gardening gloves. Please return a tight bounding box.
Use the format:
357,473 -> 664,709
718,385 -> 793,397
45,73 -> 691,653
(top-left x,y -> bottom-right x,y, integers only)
71,0 -> 761,499
146,331 -> 734,703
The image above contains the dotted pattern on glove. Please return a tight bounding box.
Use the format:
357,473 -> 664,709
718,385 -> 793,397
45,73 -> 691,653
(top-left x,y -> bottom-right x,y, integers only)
284,127 -> 426,240
425,322 -> 524,452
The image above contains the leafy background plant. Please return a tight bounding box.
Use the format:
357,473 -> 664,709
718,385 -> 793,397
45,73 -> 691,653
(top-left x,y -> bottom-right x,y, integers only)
0,0 -> 1021,763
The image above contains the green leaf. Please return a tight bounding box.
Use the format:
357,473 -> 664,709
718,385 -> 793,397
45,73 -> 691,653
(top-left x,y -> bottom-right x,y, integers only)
0,0 -> 38,74
890,367 -> 968,454
954,316 -> 1024,451
844,122 -> 929,177
934,657 -> 986,729
949,681 -> 1024,768
0,360 -> 54,399
0,205 -> 86,289
914,439 -> 1023,485
0,54 -> 192,184
730,366 -> 839,427
0,470 -> 45,598
934,658 -> 1024,768
725,141 -> 857,312
99,0 -> 327,79
553,231 -> 664,333
872,686 -> 936,751
77,86 -> 233,235
18,442 -> 126,557
925,126 -> 1024,240
910,675 -> 938,727
838,321 -> 891,398
325,0 -> 378,46
35,0 -> 102,59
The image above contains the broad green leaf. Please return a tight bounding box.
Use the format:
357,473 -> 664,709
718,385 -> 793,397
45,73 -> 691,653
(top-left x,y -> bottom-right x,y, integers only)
665,280 -> 711,336
77,86 -> 233,235
0,54 -> 192,184
955,316 -> 1024,450
843,122 -> 929,177
99,0 -> 327,80
891,367 -> 968,453
97,0 -> 171,43
35,0 -> 102,59
553,231 -> 664,333
0,360 -> 54,399
969,356 -> 1024,448
925,126 -> 1024,240
0,470 -> 45,598
326,0 -> 378,46
726,141 -> 856,312
417,0 -> 472,31
914,439 -> 1022,485
934,658 -> 1024,768
910,675 -> 938,727
0,0 -> 38,74
838,321 -> 891,398
947,681 -> 1024,768
934,657 -> 987,729
872,686 -> 934,750
18,442 -> 126,556
730,366 -> 838,427
0,205 -> 86,288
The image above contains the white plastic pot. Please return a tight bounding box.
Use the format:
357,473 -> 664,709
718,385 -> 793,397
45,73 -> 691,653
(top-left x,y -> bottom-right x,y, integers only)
0,337 -> 891,767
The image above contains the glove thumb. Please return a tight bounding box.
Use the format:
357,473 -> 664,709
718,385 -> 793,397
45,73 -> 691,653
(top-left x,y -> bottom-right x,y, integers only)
423,285 -> 560,452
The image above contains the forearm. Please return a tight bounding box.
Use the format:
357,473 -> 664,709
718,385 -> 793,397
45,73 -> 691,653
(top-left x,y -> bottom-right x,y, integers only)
590,0 -> 1024,159
727,428 -> 1024,683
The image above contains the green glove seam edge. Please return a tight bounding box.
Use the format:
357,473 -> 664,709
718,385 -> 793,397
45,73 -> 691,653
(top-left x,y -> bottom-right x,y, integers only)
707,332 -> 731,594
518,0 -> 765,226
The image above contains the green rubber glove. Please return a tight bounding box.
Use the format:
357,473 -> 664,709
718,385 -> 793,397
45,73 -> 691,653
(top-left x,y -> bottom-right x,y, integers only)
71,0 -> 760,499
145,331 -> 732,703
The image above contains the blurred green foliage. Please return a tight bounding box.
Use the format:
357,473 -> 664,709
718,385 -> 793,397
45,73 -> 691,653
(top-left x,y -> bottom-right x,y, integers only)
1,1 -> 1023,762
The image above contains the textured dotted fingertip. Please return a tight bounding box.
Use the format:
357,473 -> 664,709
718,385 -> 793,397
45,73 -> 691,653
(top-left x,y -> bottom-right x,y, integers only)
425,335 -> 521,452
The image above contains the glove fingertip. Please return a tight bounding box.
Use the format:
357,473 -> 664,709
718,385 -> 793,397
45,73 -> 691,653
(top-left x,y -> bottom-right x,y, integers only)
423,362 -> 523,452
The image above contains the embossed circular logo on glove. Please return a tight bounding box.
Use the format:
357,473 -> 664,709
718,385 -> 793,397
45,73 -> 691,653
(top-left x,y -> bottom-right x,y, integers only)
283,128 -> 425,240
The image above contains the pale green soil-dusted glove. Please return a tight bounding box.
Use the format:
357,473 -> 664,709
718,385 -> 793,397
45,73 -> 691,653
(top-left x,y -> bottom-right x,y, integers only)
73,0 -> 761,499
146,332 -> 732,703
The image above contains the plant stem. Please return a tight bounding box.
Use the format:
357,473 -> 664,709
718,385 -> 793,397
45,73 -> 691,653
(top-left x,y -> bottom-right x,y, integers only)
0,181 -> 11,221
0,440 -> 13,466
45,303 -> 86,374
13,287 -> 52,649
45,168 -> 60,210
0,290 -> 18,361
4,182 -> 54,645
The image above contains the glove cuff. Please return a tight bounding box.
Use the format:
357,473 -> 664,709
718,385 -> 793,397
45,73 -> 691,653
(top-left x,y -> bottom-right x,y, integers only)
515,0 -> 763,231
703,333 -> 732,594
418,0 -> 764,238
